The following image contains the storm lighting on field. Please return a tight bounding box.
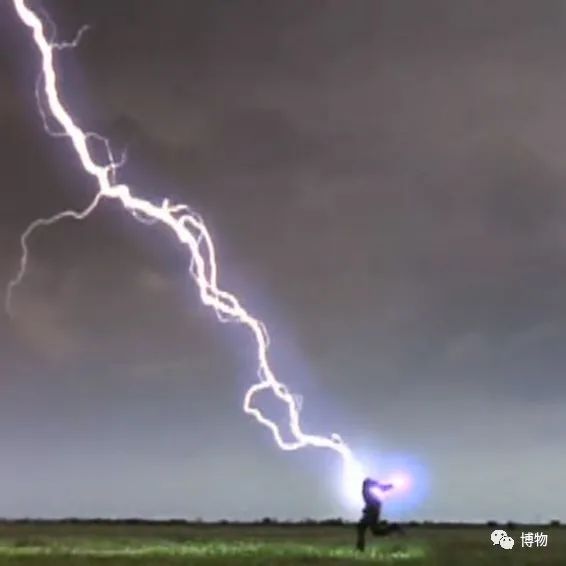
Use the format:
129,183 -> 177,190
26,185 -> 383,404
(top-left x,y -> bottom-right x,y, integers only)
8,0 -> 410,506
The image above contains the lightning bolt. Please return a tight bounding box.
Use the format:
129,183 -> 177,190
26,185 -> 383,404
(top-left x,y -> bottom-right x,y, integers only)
9,0 -> 367,501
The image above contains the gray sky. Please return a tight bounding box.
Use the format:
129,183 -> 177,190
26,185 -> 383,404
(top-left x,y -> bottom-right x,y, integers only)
1,0 -> 566,522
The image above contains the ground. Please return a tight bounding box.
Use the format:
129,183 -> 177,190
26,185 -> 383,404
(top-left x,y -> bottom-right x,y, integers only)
0,522 -> 563,565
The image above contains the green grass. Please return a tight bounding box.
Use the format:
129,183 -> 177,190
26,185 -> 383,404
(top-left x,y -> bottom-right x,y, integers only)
0,523 -> 563,565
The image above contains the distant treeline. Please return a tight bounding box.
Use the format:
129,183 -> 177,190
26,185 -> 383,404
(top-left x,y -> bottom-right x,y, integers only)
0,518 -> 562,528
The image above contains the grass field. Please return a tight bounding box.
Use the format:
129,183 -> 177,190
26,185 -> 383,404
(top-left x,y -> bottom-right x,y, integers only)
0,522 -> 563,565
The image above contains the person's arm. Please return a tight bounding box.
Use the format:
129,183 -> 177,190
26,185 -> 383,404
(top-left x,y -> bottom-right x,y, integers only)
377,481 -> 394,492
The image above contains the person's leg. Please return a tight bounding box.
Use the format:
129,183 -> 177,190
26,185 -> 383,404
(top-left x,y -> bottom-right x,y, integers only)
369,504 -> 398,537
370,521 -> 405,537
356,517 -> 368,551
369,521 -> 390,536
368,503 -> 382,536
387,522 -> 405,535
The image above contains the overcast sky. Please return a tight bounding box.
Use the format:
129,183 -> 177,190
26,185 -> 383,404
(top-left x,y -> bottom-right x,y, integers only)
1,0 -> 566,522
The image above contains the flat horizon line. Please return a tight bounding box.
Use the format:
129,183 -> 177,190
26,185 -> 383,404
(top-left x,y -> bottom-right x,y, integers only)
0,518 -> 562,527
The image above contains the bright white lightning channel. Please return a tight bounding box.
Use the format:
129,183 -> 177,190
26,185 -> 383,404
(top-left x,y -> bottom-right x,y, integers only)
9,0 -> 370,504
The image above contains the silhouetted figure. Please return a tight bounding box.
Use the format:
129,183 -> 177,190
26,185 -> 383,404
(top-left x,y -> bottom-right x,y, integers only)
356,477 -> 401,551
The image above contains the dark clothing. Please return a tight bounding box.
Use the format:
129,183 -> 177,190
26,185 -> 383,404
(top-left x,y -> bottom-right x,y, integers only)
362,478 -> 383,507
356,478 -> 396,551
356,503 -> 385,551
362,502 -> 382,524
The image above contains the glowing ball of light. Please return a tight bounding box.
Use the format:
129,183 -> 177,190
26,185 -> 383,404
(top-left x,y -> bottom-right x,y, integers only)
389,471 -> 412,493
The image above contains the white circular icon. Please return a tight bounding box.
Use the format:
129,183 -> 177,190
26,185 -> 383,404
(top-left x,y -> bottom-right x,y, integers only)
490,529 -> 514,550
500,536 -> 514,550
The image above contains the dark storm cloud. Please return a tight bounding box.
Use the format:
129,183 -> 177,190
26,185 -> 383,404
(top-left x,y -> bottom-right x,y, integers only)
1,0 -> 566,522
